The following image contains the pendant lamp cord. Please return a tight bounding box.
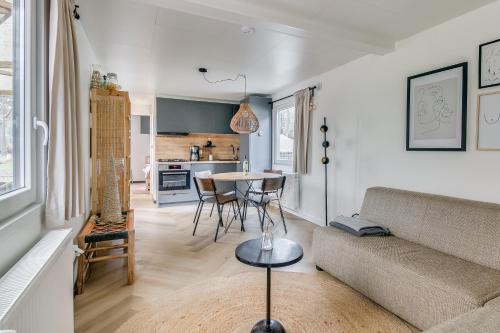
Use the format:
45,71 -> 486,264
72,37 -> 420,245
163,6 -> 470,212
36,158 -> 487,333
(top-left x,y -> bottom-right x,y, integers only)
201,72 -> 247,99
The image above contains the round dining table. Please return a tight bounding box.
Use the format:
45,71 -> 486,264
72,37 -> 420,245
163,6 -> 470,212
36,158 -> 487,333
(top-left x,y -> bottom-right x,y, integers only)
211,172 -> 281,182
210,172 -> 282,223
211,171 -> 281,200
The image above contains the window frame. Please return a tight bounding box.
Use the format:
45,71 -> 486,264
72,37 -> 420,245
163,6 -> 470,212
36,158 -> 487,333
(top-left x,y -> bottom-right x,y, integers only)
0,0 -> 40,223
272,97 -> 295,169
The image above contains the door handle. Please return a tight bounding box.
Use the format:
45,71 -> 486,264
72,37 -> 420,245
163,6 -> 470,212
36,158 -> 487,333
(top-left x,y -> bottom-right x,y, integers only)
33,116 -> 48,146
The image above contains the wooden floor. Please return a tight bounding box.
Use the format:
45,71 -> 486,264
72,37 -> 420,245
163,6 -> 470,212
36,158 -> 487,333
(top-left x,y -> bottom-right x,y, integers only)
74,184 -> 318,333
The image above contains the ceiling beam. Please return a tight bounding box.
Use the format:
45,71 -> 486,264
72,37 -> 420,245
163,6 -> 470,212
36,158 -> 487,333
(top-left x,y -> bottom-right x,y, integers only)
137,0 -> 394,55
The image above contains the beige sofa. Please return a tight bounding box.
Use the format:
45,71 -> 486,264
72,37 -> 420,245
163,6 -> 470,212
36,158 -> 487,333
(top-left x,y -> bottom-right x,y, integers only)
313,187 -> 500,332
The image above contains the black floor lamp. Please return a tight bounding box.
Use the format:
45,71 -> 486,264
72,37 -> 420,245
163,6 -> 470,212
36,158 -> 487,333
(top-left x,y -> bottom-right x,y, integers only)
320,117 -> 330,226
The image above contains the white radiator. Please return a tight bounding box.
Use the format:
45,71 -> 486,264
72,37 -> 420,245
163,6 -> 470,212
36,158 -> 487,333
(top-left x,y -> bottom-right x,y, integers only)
0,229 -> 74,333
281,173 -> 300,211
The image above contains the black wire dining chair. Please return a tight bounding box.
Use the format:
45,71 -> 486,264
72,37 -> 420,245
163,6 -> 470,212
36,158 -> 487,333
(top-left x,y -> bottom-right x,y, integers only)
247,176 -> 287,233
192,177 -> 244,242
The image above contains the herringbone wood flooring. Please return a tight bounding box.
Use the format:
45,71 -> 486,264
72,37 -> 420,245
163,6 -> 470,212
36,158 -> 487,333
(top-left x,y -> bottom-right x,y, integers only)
74,184 -> 317,333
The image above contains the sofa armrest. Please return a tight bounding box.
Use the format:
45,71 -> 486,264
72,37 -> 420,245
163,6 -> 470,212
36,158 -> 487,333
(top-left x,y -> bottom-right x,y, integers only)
423,297 -> 500,333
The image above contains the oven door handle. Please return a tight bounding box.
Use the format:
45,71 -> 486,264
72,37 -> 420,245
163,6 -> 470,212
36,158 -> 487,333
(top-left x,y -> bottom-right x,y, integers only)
160,172 -> 189,176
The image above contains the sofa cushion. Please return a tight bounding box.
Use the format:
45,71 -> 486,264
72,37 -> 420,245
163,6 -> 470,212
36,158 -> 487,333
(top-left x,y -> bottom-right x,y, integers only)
360,187 -> 500,270
313,226 -> 500,330
423,297 -> 500,333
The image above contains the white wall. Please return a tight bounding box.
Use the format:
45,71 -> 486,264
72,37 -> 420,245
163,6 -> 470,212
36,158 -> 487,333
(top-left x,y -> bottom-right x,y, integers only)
131,115 -> 150,181
273,1 -> 500,225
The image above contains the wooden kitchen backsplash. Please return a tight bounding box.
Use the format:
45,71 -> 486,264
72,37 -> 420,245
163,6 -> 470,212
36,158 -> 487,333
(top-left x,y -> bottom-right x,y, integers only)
155,134 -> 241,161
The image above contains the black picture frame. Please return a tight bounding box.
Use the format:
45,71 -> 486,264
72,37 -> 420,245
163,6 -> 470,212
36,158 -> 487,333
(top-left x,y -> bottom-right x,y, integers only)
406,62 -> 468,151
479,38 -> 500,89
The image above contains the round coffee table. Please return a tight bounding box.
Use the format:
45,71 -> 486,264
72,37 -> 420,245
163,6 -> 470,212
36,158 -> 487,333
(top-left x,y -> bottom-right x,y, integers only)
235,238 -> 303,333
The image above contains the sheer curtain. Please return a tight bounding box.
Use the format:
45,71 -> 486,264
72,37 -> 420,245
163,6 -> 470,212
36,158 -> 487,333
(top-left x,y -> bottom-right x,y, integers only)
293,88 -> 313,174
46,0 -> 84,226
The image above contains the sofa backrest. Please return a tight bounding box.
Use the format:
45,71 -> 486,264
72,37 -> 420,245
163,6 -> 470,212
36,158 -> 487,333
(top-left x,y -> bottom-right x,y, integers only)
360,187 -> 500,271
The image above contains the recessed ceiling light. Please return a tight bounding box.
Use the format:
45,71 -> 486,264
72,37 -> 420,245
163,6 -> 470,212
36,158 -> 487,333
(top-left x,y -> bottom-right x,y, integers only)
241,26 -> 255,35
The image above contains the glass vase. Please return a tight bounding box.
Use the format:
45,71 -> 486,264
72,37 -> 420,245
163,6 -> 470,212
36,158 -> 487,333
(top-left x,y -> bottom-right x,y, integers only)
261,224 -> 274,251
106,72 -> 119,90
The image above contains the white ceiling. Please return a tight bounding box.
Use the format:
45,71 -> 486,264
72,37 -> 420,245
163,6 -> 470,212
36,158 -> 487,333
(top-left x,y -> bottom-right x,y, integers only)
80,0 -> 496,103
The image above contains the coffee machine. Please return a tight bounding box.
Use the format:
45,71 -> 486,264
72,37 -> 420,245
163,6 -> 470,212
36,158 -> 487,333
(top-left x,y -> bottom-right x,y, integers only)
189,145 -> 200,161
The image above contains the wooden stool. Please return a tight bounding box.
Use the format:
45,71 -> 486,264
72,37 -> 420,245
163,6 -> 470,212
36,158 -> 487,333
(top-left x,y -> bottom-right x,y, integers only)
76,210 -> 135,295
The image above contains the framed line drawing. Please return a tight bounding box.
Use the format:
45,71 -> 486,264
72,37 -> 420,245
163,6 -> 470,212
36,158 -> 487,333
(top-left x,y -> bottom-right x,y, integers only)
477,91 -> 500,151
479,38 -> 500,89
407,62 -> 468,151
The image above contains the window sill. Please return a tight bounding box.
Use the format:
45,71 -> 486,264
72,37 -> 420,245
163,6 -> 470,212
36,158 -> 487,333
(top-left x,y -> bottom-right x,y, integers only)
272,163 -> 293,173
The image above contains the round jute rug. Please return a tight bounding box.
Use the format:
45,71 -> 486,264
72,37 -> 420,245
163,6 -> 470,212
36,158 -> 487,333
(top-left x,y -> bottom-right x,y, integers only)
117,271 -> 412,333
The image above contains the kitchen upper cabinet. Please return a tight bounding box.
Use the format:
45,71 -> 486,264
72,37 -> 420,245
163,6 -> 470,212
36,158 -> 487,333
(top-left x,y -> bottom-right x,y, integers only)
156,98 -> 237,134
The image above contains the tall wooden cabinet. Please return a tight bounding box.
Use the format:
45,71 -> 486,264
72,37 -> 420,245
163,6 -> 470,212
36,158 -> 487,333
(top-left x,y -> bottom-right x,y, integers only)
90,88 -> 131,214
76,89 -> 134,294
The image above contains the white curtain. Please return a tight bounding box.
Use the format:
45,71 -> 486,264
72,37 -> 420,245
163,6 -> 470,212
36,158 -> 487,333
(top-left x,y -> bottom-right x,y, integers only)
293,88 -> 313,174
46,0 -> 84,226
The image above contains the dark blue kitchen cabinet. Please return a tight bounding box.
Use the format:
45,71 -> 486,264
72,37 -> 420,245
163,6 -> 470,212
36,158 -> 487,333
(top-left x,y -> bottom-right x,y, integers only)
238,96 -> 272,173
156,97 -> 238,134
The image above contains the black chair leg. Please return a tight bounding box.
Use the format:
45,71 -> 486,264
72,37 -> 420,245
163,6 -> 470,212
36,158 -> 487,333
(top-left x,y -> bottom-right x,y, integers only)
243,200 -> 248,220
192,201 -> 202,224
197,201 -> 205,223
262,204 -> 268,227
219,204 -> 225,227
193,201 -> 204,236
256,204 -> 264,231
225,202 -> 231,222
262,203 -> 275,227
235,200 -> 245,232
231,201 -> 236,218
210,203 -> 215,217
278,201 -> 287,233
215,204 -> 223,242
224,202 -> 238,234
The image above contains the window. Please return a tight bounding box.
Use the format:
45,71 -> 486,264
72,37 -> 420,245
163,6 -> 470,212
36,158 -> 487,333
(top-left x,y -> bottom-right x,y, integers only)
0,0 -> 24,197
273,99 -> 295,166
0,0 -> 40,224
0,0 -> 45,277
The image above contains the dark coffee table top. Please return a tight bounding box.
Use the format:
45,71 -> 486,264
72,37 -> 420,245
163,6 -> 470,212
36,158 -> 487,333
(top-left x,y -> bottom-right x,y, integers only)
235,238 -> 303,268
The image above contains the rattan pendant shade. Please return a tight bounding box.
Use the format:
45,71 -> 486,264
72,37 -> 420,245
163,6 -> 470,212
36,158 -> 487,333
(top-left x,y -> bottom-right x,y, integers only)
199,70 -> 259,134
230,103 -> 259,134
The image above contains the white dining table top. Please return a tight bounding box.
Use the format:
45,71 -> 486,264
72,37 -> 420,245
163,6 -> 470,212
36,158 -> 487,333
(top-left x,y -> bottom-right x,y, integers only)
210,172 -> 281,182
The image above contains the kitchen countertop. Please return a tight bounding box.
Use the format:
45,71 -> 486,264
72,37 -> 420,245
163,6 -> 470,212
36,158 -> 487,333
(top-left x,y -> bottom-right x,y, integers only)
156,160 -> 241,165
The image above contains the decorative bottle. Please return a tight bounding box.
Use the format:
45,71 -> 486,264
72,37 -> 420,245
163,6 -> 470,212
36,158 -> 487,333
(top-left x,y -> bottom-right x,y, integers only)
243,155 -> 249,175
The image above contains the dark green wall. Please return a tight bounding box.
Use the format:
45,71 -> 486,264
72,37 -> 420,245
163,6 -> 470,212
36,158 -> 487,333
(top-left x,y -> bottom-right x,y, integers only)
156,98 -> 238,134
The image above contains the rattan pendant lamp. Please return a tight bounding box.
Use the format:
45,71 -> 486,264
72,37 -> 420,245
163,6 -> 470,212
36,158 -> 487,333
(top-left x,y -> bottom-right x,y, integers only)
199,68 -> 259,134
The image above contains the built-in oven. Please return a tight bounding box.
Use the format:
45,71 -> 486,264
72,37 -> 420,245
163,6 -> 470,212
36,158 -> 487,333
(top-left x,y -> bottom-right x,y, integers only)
158,164 -> 191,192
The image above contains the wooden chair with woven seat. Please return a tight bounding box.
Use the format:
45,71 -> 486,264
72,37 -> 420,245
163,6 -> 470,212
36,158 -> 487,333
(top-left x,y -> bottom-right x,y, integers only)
193,177 -> 244,242
248,176 -> 287,233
